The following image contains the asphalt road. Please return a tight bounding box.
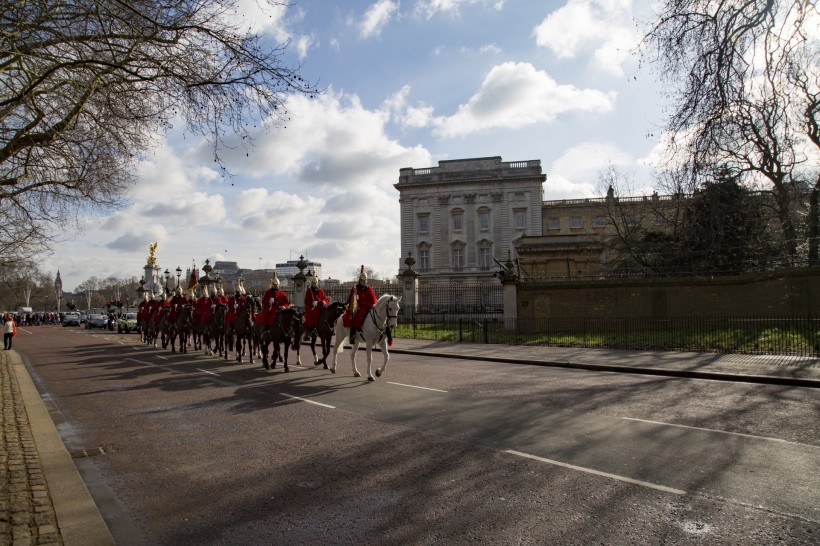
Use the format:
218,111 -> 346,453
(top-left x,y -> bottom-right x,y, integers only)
15,325 -> 820,545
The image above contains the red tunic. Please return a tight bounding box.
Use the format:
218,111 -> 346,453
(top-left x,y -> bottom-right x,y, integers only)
343,284 -> 377,329
256,289 -> 289,326
195,296 -> 213,325
303,287 -> 328,328
226,295 -> 245,325
137,300 -> 150,323
168,294 -> 187,321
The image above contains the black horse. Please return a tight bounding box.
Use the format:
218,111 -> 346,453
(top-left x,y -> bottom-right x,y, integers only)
208,303 -> 228,359
232,298 -> 257,363
261,307 -> 303,372
167,305 -> 194,354
305,302 -> 346,370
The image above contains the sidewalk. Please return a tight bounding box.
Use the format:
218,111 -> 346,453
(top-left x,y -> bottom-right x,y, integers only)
2,339 -> 818,545
0,350 -> 115,546
388,338 -> 820,388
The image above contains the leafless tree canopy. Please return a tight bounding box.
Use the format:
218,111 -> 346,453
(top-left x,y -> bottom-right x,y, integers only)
641,0 -> 819,260
0,0 -> 319,261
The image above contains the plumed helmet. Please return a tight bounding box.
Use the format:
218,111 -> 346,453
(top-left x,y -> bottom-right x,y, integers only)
165,291 -> 172,301
238,278 -> 246,296
358,265 -> 367,284
269,272 -> 280,289
175,285 -> 182,296
150,292 -> 156,300
310,274 -> 318,288
143,292 -> 149,301
201,285 -> 209,298
219,286 -> 225,296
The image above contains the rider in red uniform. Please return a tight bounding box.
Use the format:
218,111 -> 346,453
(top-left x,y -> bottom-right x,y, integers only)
256,273 -> 289,326
168,285 -> 187,322
137,292 -> 150,324
226,282 -> 246,327
343,265 -> 377,344
195,285 -> 213,327
214,286 -> 228,305
303,273 -> 328,331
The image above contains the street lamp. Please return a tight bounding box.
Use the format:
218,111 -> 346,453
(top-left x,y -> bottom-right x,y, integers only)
164,269 -> 170,293
175,266 -> 182,289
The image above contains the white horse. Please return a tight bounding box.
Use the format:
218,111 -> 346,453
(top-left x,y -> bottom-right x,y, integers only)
330,294 -> 401,381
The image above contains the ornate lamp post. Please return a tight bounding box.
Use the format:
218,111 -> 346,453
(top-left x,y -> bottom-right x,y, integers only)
164,269 -> 170,294
175,266 -> 182,289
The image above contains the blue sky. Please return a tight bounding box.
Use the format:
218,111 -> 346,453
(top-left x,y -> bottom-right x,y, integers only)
48,0 -> 669,294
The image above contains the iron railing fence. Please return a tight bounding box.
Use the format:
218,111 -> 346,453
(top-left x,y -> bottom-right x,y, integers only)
393,315 -> 820,356
416,283 -> 503,314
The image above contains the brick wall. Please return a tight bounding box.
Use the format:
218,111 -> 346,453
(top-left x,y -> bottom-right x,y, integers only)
517,268 -> 820,319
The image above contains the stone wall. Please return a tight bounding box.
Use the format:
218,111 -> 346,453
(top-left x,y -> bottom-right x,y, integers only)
516,268 -> 820,319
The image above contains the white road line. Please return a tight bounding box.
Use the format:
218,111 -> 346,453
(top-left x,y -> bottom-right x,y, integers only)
621,417 -> 804,445
280,393 -> 335,409
387,381 -> 448,393
505,450 -> 686,495
196,368 -> 220,377
156,355 -> 169,360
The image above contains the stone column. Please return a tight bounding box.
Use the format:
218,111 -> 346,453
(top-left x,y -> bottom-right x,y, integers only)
292,255 -> 308,311
399,252 -> 419,322
144,264 -> 162,295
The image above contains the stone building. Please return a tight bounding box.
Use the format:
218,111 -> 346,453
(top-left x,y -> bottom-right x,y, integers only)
395,156 -> 546,284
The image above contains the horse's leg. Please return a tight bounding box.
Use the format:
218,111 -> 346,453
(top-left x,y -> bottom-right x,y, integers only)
365,342 -> 376,381
248,335 -> 254,364
309,333 -> 318,365
351,339 -> 361,377
375,339 -> 389,378
321,334 -> 331,370
283,342 -> 289,373
330,324 -> 347,374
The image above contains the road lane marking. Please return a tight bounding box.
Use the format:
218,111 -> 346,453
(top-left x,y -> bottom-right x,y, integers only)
280,393 -> 335,409
196,368 -> 220,376
505,449 -> 686,495
156,355 -> 169,360
621,417 -> 809,446
387,381 -> 448,393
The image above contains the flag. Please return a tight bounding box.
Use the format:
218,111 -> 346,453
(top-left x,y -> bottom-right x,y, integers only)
187,262 -> 198,290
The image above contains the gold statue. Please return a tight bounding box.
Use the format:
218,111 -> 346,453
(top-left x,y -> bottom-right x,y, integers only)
147,242 -> 158,266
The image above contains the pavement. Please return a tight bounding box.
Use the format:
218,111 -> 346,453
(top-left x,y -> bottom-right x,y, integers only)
2,335 -> 818,545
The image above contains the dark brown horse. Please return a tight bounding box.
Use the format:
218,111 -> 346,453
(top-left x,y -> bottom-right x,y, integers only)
208,303 -> 228,359
167,305 -> 194,353
305,301 -> 346,369
232,298 -> 257,363
260,307 -> 303,372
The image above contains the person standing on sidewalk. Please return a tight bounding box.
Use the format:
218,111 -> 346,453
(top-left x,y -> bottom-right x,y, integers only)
4,313 -> 16,349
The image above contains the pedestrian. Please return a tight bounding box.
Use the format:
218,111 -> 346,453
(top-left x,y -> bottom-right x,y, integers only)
4,313 -> 16,350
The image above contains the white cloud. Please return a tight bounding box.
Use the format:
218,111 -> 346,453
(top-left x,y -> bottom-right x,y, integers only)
432,62 -> 616,137
548,142 -> 633,192
533,0 -> 639,76
360,0 -> 399,38
416,0 -> 503,19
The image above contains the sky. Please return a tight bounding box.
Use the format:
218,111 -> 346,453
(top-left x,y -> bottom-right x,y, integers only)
46,0 -> 670,294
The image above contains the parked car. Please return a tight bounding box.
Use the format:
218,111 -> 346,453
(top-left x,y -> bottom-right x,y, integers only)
86,313 -> 108,329
62,312 -> 81,327
117,313 -> 138,333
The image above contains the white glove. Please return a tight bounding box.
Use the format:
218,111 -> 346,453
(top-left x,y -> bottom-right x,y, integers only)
312,301 -> 317,308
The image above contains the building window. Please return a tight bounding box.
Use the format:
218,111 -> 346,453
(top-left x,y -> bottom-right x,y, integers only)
452,212 -> 463,231
514,209 -> 526,230
417,214 -> 429,233
452,247 -> 463,270
479,194 -> 490,202
570,216 -> 583,229
452,196 -> 462,204
548,217 -> 560,230
418,198 -> 428,205
479,247 -> 491,270
419,248 -> 429,271
592,216 -> 606,228
478,210 -> 490,230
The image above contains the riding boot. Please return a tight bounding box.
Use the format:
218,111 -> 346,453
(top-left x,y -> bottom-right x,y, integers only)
349,327 -> 356,344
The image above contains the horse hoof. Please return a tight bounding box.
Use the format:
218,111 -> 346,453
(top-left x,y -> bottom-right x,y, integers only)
367,376 -> 375,382
330,368 -> 336,374
354,372 -> 361,378
375,369 -> 382,377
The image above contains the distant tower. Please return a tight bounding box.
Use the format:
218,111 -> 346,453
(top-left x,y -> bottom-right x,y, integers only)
54,270 -> 63,313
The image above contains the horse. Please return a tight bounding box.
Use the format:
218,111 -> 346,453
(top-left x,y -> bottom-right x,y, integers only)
260,307 -> 303,372
330,295 -> 400,381
232,298 -> 257,363
167,304 -> 194,353
305,302 -> 346,369
208,303 -> 228,359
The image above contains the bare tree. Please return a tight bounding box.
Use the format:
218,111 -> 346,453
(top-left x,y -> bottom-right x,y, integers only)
641,0 -> 819,261
1,0 -> 320,262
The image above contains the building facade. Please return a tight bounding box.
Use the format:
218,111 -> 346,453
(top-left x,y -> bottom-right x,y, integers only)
395,157 -> 546,284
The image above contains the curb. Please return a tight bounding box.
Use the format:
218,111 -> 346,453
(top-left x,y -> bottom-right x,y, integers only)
388,348 -> 820,389
10,351 -> 116,546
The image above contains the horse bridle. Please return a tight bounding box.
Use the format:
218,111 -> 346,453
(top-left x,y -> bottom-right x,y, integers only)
369,298 -> 399,333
